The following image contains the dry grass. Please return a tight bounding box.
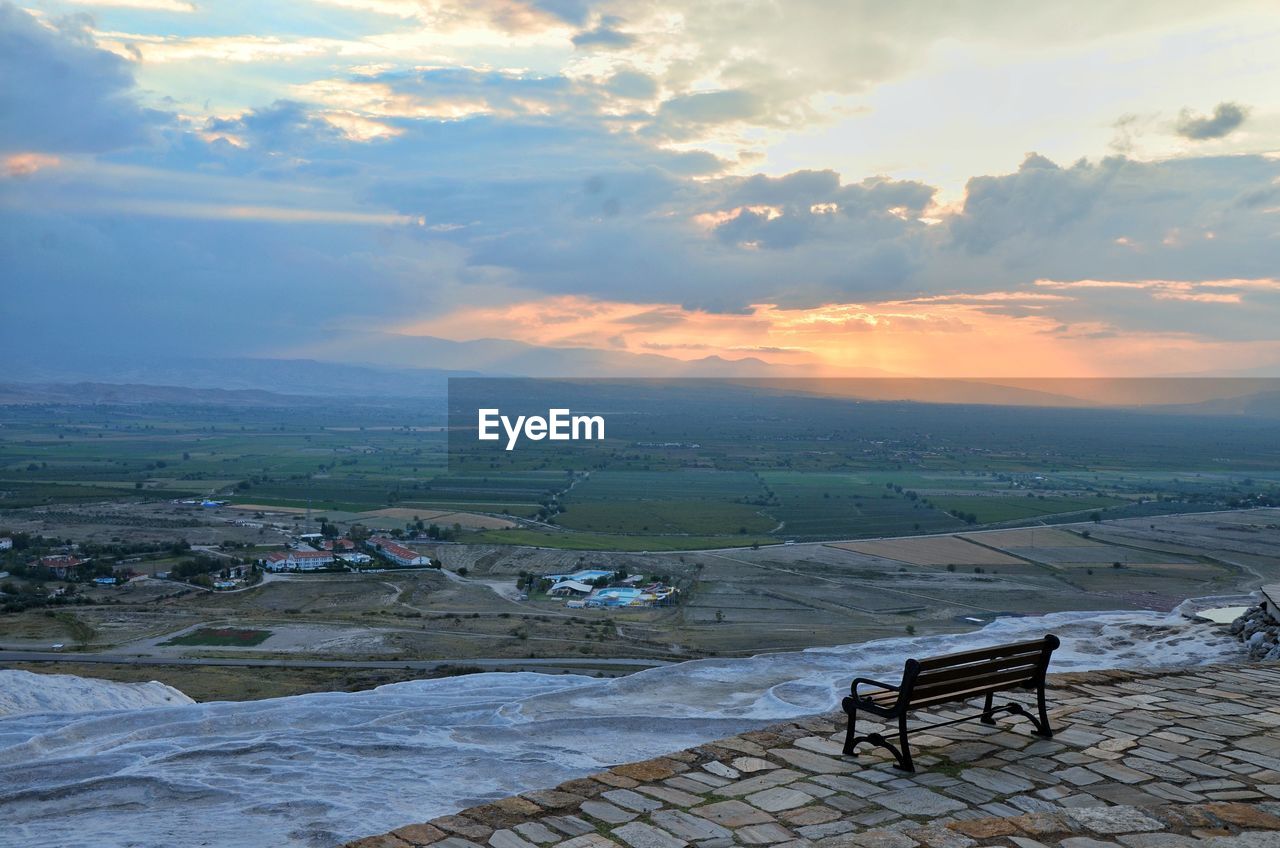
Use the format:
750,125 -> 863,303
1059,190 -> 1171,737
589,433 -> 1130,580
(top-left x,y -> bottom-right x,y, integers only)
831,536 -> 1024,566
968,527 -> 1101,548
357,508 -> 516,529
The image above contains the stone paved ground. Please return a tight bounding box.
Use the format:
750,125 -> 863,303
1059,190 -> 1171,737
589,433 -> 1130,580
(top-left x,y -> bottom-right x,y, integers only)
345,663 -> 1280,848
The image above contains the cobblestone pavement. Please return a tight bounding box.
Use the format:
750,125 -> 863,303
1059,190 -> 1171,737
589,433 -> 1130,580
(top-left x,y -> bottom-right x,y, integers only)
345,663 -> 1280,848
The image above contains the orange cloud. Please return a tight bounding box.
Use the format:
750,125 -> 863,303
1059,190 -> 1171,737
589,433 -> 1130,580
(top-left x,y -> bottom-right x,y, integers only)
394,289 -> 1280,377
4,153 -> 61,178
1036,278 -> 1280,303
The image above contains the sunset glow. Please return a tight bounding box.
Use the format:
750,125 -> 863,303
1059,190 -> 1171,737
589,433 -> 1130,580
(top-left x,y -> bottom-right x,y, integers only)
4,1 -> 1279,376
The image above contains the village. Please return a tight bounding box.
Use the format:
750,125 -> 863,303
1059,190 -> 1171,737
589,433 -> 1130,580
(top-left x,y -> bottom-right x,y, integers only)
0,527 -> 680,615
0,525 -> 400,602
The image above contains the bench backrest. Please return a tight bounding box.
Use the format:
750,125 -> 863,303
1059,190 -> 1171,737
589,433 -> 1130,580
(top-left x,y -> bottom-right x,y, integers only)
900,635 -> 1059,708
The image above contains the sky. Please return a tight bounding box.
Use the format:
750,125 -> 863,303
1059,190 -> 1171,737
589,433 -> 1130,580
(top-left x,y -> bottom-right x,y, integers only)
2,0 -> 1280,377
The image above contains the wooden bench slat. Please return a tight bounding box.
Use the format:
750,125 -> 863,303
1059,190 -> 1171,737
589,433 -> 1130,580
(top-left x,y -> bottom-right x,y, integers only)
908,665 -> 1040,703
903,680 -> 1031,710
914,653 -> 1043,687
915,638 -> 1053,671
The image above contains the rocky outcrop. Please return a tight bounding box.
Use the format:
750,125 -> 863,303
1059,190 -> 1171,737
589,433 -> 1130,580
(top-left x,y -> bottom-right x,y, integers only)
1230,602 -> 1280,660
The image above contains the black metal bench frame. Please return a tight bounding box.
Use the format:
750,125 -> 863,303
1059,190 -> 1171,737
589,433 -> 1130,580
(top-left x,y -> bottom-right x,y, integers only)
841,634 -> 1060,772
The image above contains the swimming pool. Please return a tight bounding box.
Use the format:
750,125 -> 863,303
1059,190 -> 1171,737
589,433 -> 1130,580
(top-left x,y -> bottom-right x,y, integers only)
586,587 -> 642,606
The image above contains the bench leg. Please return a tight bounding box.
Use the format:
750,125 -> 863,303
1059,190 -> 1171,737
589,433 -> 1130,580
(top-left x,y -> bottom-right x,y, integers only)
843,708 -> 858,756
841,708 -> 914,772
1033,684 -> 1054,739
980,692 -> 997,725
895,713 -> 915,772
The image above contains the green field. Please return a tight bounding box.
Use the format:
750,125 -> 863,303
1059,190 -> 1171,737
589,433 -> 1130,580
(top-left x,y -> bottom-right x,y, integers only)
469,528 -> 776,551
927,494 -> 1126,524
760,472 -> 965,539
2,394 -> 1277,550
555,500 -> 775,535
570,470 -> 766,501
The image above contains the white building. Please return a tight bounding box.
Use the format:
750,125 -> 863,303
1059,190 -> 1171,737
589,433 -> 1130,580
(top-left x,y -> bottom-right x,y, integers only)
261,550 -> 335,572
548,580 -> 594,596
367,537 -> 430,567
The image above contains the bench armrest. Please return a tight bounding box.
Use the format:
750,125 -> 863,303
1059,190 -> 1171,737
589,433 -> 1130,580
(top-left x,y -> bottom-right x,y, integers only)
851,677 -> 900,698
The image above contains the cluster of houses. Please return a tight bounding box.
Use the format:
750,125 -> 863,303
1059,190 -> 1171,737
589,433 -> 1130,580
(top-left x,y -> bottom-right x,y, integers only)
258,535 -> 430,572
541,568 -> 677,609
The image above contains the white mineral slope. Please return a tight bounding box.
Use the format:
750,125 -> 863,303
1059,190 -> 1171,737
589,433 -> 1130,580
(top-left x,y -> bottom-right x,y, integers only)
0,605 -> 1245,848
0,670 -> 193,718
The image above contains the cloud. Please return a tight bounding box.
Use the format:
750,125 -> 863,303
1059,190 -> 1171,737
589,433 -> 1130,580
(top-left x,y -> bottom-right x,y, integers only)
63,0 -> 196,10
206,101 -> 348,151
645,89 -> 768,140
699,170 -> 935,250
4,152 -> 61,177
384,289 -> 1280,377
601,69 -> 657,100
1175,102 -> 1249,140
313,0 -> 587,30
0,3 -> 162,153
6,0 -> 1280,377
571,15 -> 633,49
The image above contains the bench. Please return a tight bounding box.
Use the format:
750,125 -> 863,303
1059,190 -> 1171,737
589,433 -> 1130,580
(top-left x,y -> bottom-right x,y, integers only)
841,634 -> 1060,772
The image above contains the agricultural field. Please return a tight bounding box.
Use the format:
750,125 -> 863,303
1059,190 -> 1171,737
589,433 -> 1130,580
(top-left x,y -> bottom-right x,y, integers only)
925,493 -> 1125,524
966,527 -> 1100,548
759,471 -> 964,539
354,508 -> 517,530
555,501 -> 774,535
3,393 -> 1279,553
468,527 -> 778,551
569,470 -> 766,502
0,404 -> 568,521
831,536 -> 1025,566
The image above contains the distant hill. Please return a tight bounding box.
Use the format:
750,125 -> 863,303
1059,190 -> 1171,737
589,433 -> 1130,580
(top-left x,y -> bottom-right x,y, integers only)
0,355 -> 464,399
1146,389 -> 1280,418
0,381 -> 329,407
